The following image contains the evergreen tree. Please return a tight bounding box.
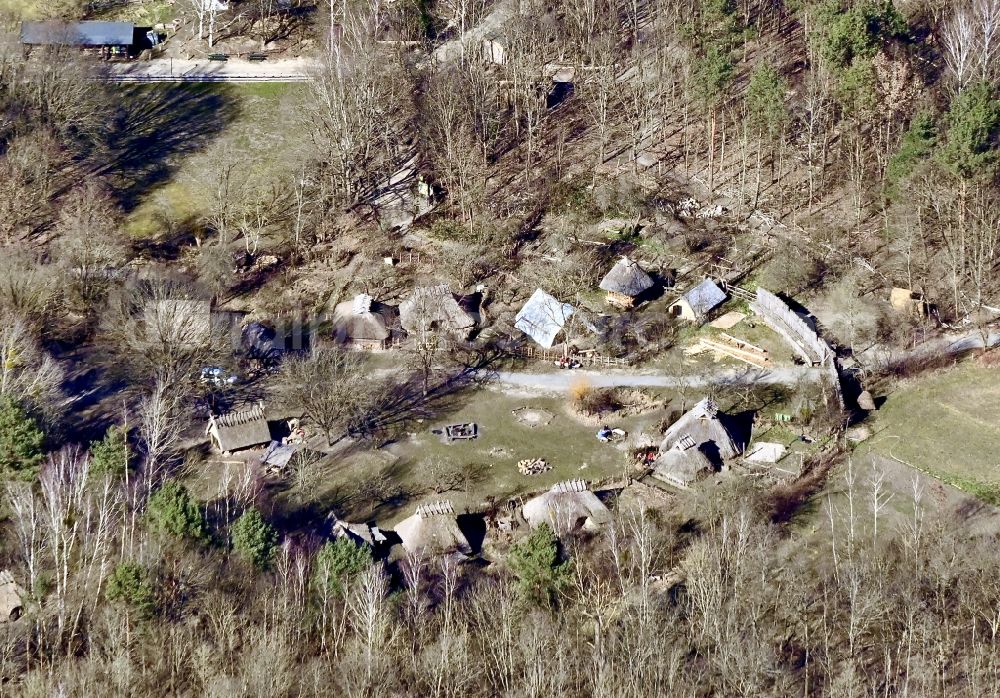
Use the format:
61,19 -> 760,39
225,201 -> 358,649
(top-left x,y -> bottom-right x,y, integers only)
106,562 -> 155,619
746,65 -> 789,139
508,523 -> 573,608
313,537 -> 373,597
886,111 -> 937,195
939,82 -> 1000,182
146,481 -> 206,541
232,508 -> 279,570
90,424 -> 131,477
0,396 -> 44,479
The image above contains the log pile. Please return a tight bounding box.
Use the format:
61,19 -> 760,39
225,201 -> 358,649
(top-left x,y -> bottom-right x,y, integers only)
517,458 -> 550,475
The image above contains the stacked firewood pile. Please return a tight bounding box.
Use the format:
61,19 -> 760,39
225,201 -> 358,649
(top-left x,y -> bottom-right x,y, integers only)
517,458 -> 550,475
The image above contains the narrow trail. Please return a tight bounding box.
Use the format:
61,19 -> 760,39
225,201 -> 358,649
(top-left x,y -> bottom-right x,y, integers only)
105,57 -> 318,82
493,366 -> 824,391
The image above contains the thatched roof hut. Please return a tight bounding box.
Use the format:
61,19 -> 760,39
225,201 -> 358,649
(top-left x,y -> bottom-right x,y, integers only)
653,398 -> 740,488
599,257 -> 655,308
399,285 -> 476,341
0,571 -> 24,622
206,404 -> 271,454
514,288 -> 576,349
394,501 -> 472,558
331,294 -> 398,347
521,479 -> 611,534
669,279 -> 726,322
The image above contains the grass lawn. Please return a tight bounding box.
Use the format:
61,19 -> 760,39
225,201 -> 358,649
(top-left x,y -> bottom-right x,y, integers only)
254,387 -> 676,529
123,82 -> 309,239
862,361 -> 1000,498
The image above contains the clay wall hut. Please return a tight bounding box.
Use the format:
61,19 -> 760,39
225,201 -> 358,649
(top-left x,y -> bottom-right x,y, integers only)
668,279 -> 726,322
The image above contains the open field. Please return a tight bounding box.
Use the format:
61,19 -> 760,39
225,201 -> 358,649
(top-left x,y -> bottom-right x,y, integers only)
121,82 -> 308,238
861,361 -> 1000,501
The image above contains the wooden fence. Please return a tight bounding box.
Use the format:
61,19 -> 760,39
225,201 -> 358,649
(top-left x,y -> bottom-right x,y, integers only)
511,347 -> 630,367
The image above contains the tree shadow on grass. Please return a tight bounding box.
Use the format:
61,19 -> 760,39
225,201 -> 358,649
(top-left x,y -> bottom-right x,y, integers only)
97,83 -> 241,212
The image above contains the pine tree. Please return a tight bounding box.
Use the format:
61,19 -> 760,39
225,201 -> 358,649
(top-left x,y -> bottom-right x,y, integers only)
90,424 -> 131,477
232,508 -> 279,570
313,537 -> 373,597
507,523 -> 572,608
0,396 -> 44,479
146,481 -> 206,541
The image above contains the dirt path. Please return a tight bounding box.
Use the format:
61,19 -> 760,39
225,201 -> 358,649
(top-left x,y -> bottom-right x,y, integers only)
106,57 -> 319,82
493,366 -> 824,392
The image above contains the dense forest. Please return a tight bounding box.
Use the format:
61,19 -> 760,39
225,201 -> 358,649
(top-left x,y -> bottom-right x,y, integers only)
0,0 -> 998,695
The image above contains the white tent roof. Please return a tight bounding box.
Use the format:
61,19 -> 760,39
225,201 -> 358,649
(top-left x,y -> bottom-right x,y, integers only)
514,289 -> 575,348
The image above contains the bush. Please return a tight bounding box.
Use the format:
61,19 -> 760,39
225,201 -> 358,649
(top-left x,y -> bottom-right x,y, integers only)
0,396 -> 44,479
232,508 -> 279,570
90,425 -> 131,477
312,537 -> 373,597
106,562 -> 155,618
578,388 -> 621,416
146,481 -> 206,541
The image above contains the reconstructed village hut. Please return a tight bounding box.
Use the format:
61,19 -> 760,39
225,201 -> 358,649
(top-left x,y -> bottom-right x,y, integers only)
668,278 -> 726,322
331,294 -> 398,349
653,398 -> 740,489
515,288 -> 577,349
206,404 -> 271,455
329,514 -> 388,551
599,257 -> 655,309
394,501 -> 472,558
521,479 -> 611,534
0,571 -> 24,622
399,285 -> 476,342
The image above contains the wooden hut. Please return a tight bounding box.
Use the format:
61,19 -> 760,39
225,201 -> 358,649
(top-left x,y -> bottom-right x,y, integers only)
206,404 -> 271,455
599,256 -> 655,308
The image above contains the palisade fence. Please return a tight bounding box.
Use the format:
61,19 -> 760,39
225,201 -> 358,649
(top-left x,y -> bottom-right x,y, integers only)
748,287 -> 845,408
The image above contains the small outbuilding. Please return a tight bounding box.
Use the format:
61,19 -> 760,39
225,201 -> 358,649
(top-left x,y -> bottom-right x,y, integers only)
399,285 -> 476,343
521,479 -> 611,534
394,501 -> 472,559
206,404 -> 271,455
21,21 -> 135,59
669,278 -> 726,322
653,398 -> 740,489
514,288 -> 577,349
599,256 -> 655,309
889,287 -> 928,318
331,294 -> 398,349
0,571 -> 24,622
328,513 -> 388,551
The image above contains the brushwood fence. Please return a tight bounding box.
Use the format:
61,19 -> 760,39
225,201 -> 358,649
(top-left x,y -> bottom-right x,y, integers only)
510,347 -> 631,367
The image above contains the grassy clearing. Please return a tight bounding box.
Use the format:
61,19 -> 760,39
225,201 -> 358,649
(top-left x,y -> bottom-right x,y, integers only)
862,361 -> 1000,495
123,82 -> 308,239
258,388 -> 676,527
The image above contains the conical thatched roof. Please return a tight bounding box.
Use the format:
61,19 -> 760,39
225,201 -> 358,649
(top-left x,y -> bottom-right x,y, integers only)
599,257 -> 655,297
0,571 -> 24,622
399,285 -> 476,339
393,501 -> 472,558
521,479 -> 611,534
331,294 -> 396,343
